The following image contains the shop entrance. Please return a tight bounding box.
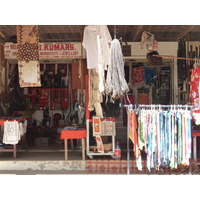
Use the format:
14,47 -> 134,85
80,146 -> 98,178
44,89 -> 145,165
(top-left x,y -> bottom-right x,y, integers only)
0,60 -> 88,161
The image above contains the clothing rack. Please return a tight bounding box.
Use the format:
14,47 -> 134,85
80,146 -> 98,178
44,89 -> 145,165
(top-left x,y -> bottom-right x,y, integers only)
121,104 -> 195,109
119,103 -> 194,175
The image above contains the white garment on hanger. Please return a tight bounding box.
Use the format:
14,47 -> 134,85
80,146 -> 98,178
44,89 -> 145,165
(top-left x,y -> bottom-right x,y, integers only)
19,120 -> 27,137
3,120 -> 20,145
82,25 -> 112,69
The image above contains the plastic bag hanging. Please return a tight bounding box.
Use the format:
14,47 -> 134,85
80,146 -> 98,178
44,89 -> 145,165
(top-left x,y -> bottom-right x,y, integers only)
139,31 -> 158,52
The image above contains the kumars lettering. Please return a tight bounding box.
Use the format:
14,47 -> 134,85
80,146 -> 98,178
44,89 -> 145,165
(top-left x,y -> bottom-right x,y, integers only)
43,44 -> 74,51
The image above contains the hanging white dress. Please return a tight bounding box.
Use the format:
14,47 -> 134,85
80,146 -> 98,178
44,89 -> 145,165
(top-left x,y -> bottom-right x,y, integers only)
82,25 -> 112,69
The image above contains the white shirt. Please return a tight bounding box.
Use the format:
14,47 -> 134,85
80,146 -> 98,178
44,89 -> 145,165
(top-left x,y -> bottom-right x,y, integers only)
82,25 -> 112,69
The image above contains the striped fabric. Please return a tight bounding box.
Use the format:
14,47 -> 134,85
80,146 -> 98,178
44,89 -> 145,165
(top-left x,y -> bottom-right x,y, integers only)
85,159 -> 177,174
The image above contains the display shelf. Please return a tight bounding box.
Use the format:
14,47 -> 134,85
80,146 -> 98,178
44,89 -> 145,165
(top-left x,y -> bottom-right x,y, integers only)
86,118 -> 116,159
23,88 -> 76,110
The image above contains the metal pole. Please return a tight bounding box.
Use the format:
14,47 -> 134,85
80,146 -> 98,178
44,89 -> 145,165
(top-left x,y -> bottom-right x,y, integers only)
127,106 -> 130,175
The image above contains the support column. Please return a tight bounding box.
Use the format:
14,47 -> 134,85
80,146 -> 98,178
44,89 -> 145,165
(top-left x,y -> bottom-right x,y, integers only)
172,58 -> 179,104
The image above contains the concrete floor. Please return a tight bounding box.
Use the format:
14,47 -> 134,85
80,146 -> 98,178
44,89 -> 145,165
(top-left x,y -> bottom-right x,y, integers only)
0,141 -> 138,174
0,170 -> 125,175
0,141 -> 133,161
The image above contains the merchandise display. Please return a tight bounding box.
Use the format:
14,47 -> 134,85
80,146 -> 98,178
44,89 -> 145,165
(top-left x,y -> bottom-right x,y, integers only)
123,104 -> 193,174
0,25 -> 199,175
16,25 -> 41,87
190,62 -> 200,124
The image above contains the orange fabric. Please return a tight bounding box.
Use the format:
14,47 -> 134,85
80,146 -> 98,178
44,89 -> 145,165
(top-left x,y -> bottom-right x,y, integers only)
93,118 -> 101,133
129,110 -> 139,158
60,130 -> 86,139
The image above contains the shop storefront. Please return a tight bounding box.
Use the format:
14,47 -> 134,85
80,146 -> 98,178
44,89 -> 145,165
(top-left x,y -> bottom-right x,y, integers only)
0,25 -> 199,174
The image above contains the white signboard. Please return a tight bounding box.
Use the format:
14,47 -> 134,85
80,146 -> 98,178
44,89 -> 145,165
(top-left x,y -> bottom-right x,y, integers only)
4,42 -> 84,60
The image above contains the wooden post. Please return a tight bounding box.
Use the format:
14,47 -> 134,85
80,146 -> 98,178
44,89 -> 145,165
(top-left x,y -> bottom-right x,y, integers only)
85,74 -> 90,120
186,34 -> 190,103
64,139 -> 68,160
82,138 -> 85,160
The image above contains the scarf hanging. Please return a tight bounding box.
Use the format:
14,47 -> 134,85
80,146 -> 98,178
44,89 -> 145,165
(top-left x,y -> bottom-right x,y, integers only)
128,105 -> 192,172
105,38 -> 129,101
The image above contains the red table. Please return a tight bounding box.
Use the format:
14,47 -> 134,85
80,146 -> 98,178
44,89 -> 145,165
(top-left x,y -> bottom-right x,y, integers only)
60,129 -> 86,160
192,132 -> 200,164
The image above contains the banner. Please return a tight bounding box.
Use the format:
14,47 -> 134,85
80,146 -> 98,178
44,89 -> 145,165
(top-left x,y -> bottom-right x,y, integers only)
4,42 -> 84,60
16,25 -> 41,87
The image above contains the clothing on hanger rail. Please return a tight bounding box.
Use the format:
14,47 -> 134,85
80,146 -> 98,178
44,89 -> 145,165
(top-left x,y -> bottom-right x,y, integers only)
122,104 -> 193,173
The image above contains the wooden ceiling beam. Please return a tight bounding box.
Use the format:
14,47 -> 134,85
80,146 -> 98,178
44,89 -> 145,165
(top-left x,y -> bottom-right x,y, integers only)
43,38 -> 80,42
132,25 -> 144,41
177,25 -> 198,39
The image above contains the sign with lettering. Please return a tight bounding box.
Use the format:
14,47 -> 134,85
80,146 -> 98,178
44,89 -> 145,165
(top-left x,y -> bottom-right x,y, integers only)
4,42 -> 84,60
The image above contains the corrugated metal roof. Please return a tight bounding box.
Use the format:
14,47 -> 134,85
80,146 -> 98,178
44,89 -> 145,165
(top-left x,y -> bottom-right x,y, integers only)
0,25 -> 199,43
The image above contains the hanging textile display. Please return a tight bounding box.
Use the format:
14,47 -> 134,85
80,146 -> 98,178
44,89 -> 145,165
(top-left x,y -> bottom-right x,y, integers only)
144,66 -> 156,85
82,25 -> 112,118
132,66 -> 145,88
127,105 -> 192,172
92,117 -> 116,137
3,120 -> 27,145
123,95 -> 134,126
129,109 -> 142,170
92,117 -> 115,153
16,25 -> 41,87
88,69 -> 103,118
177,39 -> 186,84
82,25 -> 112,94
105,38 -> 129,101
82,25 -> 112,70
97,34 -> 105,93
92,117 -> 103,153
93,117 -> 101,135
190,62 -> 200,124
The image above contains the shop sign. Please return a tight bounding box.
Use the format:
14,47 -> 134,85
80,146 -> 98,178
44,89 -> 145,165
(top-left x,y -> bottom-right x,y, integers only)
4,42 -> 84,60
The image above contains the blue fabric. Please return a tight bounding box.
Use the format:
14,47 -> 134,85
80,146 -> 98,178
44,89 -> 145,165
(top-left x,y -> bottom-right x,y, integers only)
176,112 -> 182,164
159,111 -> 164,167
138,108 -> 192,172
145,67 -> 156,85
187,112 -> 192,161
167,111 -> 172,166
173,112 -> 178,168
147,113 -> 153,172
